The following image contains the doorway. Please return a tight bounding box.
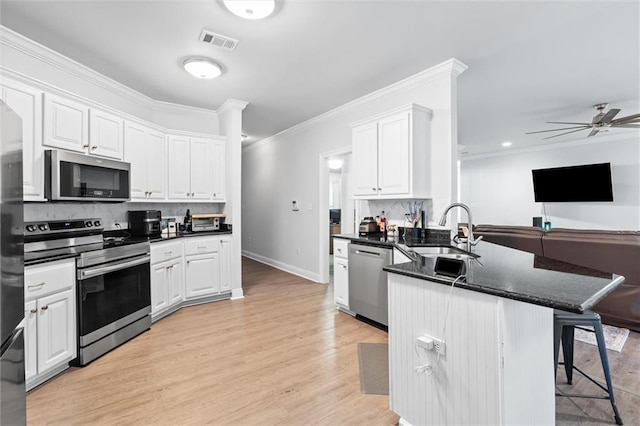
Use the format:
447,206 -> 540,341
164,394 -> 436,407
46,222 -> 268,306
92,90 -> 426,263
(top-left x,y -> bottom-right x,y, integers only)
318,149 -> 353,284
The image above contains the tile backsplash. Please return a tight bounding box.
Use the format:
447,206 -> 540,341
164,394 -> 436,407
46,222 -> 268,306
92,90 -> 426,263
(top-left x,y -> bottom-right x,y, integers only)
24,202 -> 224,230
360,199 -> 435,228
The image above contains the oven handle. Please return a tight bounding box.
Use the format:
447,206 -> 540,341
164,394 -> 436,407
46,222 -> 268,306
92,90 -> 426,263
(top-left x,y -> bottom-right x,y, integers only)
78,254 -> 150,280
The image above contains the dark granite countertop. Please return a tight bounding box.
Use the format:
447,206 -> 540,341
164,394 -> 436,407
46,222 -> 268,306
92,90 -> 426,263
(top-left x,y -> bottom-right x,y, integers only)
148,230 -> 232,243
383,240 -> 625,314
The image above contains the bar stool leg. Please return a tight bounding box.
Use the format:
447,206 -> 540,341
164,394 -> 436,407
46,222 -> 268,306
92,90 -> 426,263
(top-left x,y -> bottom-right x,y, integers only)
593,319 -> 624,425
554,320 -> 564,380
561,325 -> 575,384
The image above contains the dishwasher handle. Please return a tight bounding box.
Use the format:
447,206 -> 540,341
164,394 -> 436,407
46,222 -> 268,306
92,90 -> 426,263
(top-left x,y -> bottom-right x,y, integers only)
355,249 -> 382,257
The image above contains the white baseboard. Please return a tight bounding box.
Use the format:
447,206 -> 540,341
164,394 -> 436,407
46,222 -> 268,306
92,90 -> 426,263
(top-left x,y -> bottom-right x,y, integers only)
242,250 -> 321,283
231,288 -> 244,299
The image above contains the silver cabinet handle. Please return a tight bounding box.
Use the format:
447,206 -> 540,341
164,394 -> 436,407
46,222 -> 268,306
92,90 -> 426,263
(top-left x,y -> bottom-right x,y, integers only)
197,246 -> 207,250
342,264 -> 347,269
148,191 -> 152,196
372,187 -> 376,191
28,282 -> 45,290
378,187 -> 382,191
165,251 -> 172,256
41,305 -> 49,311
83,144 -> 89,148
91,145 -> 98,150
29,308 -> 37,314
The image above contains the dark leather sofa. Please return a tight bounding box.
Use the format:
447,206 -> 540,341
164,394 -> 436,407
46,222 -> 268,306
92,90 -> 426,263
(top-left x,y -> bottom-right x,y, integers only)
475,224 -> 640,332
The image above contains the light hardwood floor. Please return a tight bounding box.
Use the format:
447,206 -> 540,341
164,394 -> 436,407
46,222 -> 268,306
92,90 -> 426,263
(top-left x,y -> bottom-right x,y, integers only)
27,257 -> 640,425
26,257 -> 398,425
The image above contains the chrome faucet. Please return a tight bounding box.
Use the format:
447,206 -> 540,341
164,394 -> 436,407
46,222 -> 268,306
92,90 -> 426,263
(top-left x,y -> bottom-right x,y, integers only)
438,203 -> 483,252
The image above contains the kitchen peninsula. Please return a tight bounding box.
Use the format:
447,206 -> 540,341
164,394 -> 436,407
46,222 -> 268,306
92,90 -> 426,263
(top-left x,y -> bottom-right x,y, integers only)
383,241 -> 624,425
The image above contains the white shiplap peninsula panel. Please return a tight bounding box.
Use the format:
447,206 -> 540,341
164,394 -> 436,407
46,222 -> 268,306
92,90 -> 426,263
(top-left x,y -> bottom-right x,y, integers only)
388,273 -> 555,425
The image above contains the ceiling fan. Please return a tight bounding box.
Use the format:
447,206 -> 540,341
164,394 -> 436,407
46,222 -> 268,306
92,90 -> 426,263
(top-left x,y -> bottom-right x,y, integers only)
526,103 -> 640,140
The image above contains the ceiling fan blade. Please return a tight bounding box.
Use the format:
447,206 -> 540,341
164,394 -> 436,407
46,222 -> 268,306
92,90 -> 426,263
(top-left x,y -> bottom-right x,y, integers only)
588,128 -> 600,137
525,125 -> 589,135
541,128 -> 588,140
610,123 -> 640,128
612,112 -> 640,123
596,108 -> 621,124
546,121 -> 592,125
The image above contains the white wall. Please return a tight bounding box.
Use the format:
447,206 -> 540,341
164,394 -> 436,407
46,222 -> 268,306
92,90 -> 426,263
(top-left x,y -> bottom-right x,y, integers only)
242,59 -> 465,281
460,133 -> 640,230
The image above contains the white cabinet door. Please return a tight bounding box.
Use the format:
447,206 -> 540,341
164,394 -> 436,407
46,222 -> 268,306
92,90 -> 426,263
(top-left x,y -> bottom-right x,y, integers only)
43,93 -> 89,153
219,237 -> 231,292
146,129 -> 166,199
1,80 -> 44,200
167,135 -> 191,199
124,122 -> 148,199
189,137 -> 214,200
151,263 -> 169,315
352,122 -> 378,196
36,289 -> 75,375
24,300 -> 38,382
89,109 -> 123,159
168,259 -> 184,306
334,258 -> 349,308
185,253 -> 220,298
211,139 -> 226,200
125,122 -> 166,200
378,112 -> 410,195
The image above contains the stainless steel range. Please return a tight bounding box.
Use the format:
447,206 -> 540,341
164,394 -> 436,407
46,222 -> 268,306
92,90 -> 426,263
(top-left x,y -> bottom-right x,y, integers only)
24,218 -> 151,365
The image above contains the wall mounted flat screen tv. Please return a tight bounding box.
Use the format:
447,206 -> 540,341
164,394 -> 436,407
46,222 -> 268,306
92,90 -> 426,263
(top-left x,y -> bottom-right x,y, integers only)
532,162 -> 613,202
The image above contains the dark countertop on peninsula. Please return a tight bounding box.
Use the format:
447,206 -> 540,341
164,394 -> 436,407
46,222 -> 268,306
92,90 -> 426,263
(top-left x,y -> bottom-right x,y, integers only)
383,240 -> 624,314
333,232 -> 624,314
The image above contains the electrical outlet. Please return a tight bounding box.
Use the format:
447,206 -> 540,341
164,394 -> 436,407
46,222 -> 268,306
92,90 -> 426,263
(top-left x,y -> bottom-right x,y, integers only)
421,334 -> 445,355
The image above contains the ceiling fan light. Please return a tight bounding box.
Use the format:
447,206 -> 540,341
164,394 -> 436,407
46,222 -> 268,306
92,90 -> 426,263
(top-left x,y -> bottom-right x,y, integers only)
183,58 -> 222,79
223,0 -> 275,20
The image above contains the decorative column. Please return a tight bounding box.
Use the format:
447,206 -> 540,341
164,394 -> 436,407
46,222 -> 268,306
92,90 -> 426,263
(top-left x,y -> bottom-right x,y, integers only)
217,99 -> 248,299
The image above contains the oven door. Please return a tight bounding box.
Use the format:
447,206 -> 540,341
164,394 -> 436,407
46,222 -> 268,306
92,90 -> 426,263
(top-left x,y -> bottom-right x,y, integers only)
77,254 -> 150,346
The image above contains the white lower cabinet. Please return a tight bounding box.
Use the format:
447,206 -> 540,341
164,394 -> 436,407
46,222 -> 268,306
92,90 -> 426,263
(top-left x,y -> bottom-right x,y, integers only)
150,235 -> 232,322
24,259 -> 76,390
333,239 -> 350,310
184,236 -> 230,299
150,240 -> 184,321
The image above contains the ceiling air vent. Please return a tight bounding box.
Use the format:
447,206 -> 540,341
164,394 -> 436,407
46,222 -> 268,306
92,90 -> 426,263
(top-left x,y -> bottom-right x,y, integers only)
199,29 -> 239,51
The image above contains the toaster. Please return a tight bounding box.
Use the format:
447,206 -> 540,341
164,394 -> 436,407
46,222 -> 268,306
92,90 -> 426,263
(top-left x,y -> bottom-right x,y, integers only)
359,217 -> 380,236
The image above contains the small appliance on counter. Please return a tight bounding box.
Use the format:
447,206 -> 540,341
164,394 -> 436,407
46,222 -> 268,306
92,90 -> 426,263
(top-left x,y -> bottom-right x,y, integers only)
128,210 -> 161,237
192,213 -> 225,232
359,217 -> 381,236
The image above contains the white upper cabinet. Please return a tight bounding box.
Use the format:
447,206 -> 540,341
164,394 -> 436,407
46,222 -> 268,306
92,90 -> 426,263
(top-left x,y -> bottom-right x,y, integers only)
351,104 -> 432,199
124,121 -> 166,200
0,78 -> 45,201
89,108 -> 123,159
44,93 -> 124,159
43,93 -> 89,153
167,134 -> 226,202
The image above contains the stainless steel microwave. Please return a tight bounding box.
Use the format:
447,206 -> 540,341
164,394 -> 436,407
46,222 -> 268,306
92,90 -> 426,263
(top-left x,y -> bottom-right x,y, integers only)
45,150 -> 131,202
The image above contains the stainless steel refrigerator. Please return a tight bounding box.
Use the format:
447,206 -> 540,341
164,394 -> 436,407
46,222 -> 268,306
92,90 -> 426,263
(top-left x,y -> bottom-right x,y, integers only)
0,99 -> 26,425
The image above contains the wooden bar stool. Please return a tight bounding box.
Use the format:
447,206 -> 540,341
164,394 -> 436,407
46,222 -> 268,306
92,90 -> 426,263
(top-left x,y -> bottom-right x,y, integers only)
553,310 -> 623,425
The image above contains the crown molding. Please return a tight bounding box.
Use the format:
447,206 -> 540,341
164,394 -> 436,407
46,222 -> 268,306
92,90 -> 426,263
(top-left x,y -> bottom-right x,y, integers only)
217,99 -> 249,115
243,57 -> 468,153
0,25 -> 217,119
460,129 -> 640,161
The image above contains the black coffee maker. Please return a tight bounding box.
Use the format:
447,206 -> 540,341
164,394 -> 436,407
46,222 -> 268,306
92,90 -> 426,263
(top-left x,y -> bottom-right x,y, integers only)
128,210 -> 161,237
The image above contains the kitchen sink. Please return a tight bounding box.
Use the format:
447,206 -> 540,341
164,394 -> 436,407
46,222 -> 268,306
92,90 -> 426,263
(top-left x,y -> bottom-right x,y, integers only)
411,246 -> 480,259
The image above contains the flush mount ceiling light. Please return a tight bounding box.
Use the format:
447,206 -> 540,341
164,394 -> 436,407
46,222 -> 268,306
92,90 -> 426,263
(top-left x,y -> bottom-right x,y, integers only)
183,58 -> 222,79
223,0 -> 275,20
502,141 -> 512,147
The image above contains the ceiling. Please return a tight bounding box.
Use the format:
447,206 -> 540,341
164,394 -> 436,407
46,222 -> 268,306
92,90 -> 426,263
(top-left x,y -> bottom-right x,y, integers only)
1,1 -> 638,154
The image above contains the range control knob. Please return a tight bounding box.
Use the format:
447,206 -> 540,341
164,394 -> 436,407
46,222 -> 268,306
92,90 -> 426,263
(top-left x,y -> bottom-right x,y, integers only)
93,220 -> 101,227
85,221 -> 93,227
26,224 -> 37,232
38,224 -> 48,231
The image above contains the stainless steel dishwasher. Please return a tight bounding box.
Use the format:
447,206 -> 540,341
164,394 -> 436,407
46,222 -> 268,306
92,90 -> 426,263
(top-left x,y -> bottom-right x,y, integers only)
348,243 -> 393,327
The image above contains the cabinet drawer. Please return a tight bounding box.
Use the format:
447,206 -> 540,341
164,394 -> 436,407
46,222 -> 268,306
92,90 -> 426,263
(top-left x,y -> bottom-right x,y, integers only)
333,239 -> 349,259
25,259 -> 75,301
151,241 -> 183,263
184,237 -> 218,256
